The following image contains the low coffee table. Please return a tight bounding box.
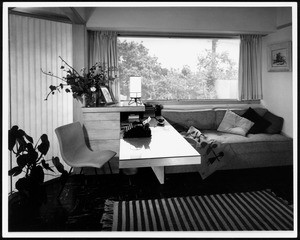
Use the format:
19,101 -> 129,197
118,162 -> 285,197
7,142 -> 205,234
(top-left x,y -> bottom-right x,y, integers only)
119,118 -> 201,184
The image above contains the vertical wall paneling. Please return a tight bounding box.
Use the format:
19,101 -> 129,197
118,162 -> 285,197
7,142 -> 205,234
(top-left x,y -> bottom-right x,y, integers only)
9,14 -> 73,191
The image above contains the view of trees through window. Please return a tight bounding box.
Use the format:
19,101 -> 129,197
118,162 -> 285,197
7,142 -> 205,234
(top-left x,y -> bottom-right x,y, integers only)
118,37 -> 240,101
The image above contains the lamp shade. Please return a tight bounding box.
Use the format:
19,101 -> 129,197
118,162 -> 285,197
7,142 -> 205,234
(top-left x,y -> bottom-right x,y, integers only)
130,77 -> 142,98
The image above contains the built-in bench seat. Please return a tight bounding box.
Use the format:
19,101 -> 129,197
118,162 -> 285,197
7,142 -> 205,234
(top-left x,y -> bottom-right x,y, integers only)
162,107 -> 293,174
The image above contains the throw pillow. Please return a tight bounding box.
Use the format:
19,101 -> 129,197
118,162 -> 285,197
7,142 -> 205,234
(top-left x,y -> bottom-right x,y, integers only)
242,107 -> 271,134
263,111 -> 284,134
217,110 -> 254,136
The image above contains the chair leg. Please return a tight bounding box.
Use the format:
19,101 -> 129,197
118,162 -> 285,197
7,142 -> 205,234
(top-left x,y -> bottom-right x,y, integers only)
79,167 -> 88,185
94,168 -> 98,175
108,161 -> 113,174
57,167 -> 73,199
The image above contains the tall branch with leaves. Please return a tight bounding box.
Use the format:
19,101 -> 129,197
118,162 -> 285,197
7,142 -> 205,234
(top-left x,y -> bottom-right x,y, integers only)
41,56 -> 113,102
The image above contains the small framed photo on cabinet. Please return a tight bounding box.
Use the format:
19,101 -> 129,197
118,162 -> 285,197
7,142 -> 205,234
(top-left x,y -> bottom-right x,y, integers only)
100,86 -> 115,105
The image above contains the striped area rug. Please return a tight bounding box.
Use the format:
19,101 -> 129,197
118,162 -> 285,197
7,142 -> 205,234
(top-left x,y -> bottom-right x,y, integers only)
100,190 -> 293,231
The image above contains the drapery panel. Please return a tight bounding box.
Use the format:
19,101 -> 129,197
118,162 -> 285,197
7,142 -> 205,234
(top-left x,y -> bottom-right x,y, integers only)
238,35 -> 263,100
88,31 -> 119,101
9,14 -> 73,190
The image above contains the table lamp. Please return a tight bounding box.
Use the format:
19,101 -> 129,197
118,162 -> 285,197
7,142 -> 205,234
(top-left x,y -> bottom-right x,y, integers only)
128,76 -> 142,105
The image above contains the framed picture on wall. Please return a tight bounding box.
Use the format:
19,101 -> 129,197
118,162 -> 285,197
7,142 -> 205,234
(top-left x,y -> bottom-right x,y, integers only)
267,41 -> 292,72
100,86 -> 115,105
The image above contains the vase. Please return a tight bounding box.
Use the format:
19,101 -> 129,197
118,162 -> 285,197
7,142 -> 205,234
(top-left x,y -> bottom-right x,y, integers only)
81,95 -> 86,107
84,93 -> 97,107
76,95 -> 85,107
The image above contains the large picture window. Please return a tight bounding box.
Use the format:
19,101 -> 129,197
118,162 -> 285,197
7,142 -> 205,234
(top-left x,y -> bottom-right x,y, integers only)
118,36 -> 240,101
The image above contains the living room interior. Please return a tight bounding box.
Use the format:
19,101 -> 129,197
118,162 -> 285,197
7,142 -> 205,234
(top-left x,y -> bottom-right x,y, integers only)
3,2 -> 297,237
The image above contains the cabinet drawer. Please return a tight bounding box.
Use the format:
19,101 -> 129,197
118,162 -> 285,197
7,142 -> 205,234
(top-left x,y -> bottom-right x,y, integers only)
83,120 -> 120,130
86,129 -> 120,140
83,112 -> 120,121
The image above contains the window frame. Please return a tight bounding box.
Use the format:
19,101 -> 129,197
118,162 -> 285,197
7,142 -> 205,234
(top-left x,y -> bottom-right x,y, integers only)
117,32 -> 254,105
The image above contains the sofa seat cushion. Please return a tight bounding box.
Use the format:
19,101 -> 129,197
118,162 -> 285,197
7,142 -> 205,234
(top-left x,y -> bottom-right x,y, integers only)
201,129 -> 293,158
201,130 -> 293,169
202,130 -> 292,144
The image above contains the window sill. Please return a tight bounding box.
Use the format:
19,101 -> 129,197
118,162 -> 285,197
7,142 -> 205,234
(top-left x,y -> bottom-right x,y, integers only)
121,99 -> 262,110
143,99 -> 260,105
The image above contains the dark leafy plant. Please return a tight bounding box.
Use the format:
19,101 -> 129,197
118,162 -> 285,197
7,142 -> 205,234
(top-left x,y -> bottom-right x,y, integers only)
8,125 -> 68,205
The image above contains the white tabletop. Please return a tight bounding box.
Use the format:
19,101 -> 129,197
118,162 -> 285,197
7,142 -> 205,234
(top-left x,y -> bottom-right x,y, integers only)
119,119 -> 200,168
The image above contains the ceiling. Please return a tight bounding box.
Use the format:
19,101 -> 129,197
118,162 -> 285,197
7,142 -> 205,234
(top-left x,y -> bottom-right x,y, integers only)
9,7 -> 88,24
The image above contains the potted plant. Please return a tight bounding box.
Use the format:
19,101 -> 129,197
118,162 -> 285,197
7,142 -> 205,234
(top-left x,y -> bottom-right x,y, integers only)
8,125 -> 68,208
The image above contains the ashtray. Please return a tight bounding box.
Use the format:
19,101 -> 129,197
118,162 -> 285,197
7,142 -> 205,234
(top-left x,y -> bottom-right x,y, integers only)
156,118 -> 165,126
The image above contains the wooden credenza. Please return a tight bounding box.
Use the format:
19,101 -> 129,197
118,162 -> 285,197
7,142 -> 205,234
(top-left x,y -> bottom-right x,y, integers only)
81,103 -> 145,174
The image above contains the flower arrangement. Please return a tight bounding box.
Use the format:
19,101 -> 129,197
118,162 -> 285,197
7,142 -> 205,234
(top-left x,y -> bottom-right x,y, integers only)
41,56 -> 115,107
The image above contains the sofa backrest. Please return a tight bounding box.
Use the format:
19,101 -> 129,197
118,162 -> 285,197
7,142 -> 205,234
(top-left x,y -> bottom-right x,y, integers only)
162,107 -> 268,130
162,109 -> 216,130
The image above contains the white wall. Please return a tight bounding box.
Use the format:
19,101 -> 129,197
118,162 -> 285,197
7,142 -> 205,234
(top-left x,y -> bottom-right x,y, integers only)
87,7 -> 277,34
9,14 -> 74,189
261,25 -> 293,137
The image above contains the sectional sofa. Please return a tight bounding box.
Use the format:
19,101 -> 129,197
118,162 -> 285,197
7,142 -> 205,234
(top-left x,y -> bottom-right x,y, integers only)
162,107 -> 293,174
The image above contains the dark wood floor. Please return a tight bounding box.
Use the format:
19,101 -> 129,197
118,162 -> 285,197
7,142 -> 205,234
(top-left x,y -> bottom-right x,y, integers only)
8,166 -> 293,232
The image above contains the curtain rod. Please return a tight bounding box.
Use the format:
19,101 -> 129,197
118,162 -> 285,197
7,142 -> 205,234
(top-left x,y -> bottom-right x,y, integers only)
87,29 -> 240,38
88,29 -> 239,39
118,34 -> 240,39
116,31 -> 240,39
87,30 -> 266,38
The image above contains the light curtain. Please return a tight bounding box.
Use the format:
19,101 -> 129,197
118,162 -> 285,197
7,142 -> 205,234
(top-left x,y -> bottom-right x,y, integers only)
88,31 -> 119,101
238,35 -> 263,100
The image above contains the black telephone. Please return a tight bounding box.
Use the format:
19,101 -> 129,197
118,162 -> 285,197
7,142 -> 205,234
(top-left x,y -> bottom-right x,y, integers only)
123,122 -> 152,138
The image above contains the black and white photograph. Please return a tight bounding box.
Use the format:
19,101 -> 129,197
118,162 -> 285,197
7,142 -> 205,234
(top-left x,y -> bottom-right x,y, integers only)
100,86 -> 114,104
2,1 -> 297,239
267,41 -> 292,72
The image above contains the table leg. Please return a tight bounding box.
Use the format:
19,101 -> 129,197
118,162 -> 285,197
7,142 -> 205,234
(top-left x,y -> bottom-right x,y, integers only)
151,166 -> 164,184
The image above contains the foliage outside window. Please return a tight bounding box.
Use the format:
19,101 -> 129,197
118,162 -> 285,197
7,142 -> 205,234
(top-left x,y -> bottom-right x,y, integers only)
118,37 -> 240,101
